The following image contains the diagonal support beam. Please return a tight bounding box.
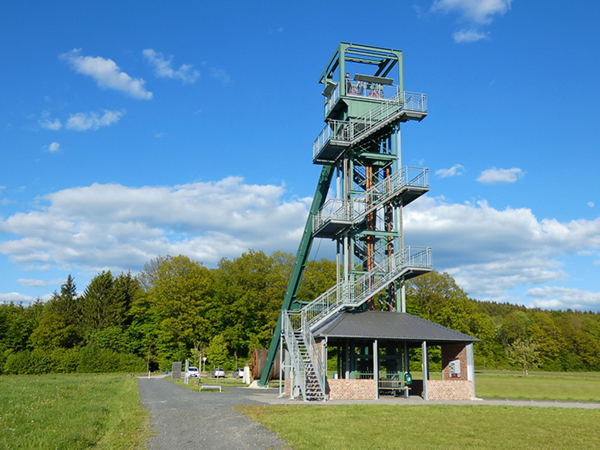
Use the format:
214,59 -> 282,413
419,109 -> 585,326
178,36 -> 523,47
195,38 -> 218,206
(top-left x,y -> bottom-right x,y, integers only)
258,165 -> 334,386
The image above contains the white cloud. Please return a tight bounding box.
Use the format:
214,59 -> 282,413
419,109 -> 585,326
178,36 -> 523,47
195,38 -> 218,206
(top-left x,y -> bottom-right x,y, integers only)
0,292 -> 52,305
46,142 -> 60,153
477,167 -> 524,184
17,278 -> 64,287
431,0 -> 512,24
436,164 -> 465,178
60,49 -> 152,100
66,110 -> 124,131
209,67 -> 231,85
588,202 -> 594,208
526,286 -> 600,311
0,178 -> 311,273
453,29 -> 489,43
39,118 -> 62,130
142,49 -> 199,85
404,196 -> 600,304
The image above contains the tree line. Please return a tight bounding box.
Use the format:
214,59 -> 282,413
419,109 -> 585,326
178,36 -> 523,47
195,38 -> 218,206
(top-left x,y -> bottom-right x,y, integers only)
1,251 -> 599,375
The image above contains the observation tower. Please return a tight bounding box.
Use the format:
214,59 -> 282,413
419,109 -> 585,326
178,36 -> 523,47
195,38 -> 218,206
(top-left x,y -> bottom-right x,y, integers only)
259,43 -> 434,399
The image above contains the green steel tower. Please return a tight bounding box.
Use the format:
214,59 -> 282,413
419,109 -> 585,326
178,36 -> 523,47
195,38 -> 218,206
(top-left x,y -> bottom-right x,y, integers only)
259,43 -> 432,398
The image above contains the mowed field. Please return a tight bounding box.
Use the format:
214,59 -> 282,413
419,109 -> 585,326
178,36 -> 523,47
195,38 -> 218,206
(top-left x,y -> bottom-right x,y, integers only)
1,371 -> 599,449
236,371 -> 600,450
0,374 -> 150,450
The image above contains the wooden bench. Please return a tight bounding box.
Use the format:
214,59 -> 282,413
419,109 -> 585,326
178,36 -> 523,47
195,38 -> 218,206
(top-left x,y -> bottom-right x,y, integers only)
379,380 -> 411,393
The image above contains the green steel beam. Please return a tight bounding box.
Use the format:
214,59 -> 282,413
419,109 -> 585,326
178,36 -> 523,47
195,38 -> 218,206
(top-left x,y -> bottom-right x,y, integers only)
258,165 -> 335,387
318,42 -> 403,93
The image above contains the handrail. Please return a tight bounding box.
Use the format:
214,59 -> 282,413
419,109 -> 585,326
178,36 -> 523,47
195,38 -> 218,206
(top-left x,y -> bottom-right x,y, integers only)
302,246 -> 432,330
281,311 -> 306,399
313,167 -> 429,233
302,311 -> 326,398
313,91 -> 427,160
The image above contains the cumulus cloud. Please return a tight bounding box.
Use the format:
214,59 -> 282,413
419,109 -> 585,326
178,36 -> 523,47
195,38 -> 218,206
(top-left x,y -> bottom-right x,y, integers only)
17,278 -> 64,287
431,0 -> 512,24
66,110 -> 124,131
39,118 -> 62,130
0,178 -> 311,273
0,292 -> 52,305
477,167 -> 524,184
45,142 -> 60,153
209,67 -> 231,85
60,49 -> 152,100
142,49 -> 199,84
452,29 -> 489,43
2,179 -> 600,310
526,286 -> 600,311
435,164 -> 465,178
403,196 -> 600,304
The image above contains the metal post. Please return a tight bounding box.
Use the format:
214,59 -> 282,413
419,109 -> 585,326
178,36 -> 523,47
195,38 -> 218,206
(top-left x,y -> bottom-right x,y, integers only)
404,341 -> 409,398
279,333 -> 283,397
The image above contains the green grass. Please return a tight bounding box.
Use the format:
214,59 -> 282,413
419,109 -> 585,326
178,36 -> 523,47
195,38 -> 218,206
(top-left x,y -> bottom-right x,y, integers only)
236,404 -> 600,449
0,373 -> 150,450
475,371 -> 600,402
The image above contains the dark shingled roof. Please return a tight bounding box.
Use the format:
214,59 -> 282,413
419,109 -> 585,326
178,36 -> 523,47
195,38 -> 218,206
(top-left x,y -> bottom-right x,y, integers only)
313,310 -> 478,344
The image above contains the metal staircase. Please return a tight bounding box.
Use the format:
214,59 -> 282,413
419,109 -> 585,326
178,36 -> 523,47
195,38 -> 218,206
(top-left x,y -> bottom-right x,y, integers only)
312,166 -> 428,238
281,311 -> 327,401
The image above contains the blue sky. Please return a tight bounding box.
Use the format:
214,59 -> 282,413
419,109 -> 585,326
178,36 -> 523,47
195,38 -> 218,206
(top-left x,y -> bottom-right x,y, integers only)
2,0 -> 600,311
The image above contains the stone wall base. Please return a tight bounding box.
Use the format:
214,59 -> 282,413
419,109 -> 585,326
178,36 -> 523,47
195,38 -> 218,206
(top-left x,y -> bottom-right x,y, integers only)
327,379 -> 377,400
427,380 -> 475,400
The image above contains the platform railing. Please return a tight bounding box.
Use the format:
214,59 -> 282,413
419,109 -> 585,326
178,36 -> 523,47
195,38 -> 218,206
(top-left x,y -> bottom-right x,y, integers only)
301,245 -> 432,330
312,167 -> 429,233
314,91 -> 427,160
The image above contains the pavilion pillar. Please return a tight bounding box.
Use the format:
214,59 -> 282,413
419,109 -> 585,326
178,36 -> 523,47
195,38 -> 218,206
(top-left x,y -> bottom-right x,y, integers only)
344,339 -> 350,379
403,341 -> 409,398
373,339 -> 379,399
422,341 -> 429,400
467,342 -> 476,398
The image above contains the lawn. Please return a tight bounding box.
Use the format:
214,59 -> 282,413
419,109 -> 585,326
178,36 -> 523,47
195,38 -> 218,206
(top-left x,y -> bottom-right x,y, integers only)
236,404 -> 600,449
476,371 -> 600,402
0,373 -> 150,450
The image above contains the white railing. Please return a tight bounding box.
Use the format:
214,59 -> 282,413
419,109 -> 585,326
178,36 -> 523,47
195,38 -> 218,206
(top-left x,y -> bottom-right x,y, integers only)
312,167 -> 429,233
302,312 -> 326,398
283,311 -> 326,401
281,311 -> 307,399
324,84 -> 339,116
313,91 -> 427,160
302,245 -> 432,329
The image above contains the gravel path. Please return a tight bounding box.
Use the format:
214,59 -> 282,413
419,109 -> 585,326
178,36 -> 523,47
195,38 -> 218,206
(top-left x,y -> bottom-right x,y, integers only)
138,378 -> 290,450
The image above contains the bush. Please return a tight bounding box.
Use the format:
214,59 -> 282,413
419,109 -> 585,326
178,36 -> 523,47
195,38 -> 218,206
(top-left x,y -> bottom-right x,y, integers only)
4,350 -> 54,375
77,344 -> 145,373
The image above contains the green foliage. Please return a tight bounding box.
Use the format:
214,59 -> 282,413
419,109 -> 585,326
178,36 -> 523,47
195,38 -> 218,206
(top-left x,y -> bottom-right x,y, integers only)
207,334 -> 228,368
508,339 -> 541,375
3,256 -> 600,375
30,313 -> 79,350
77,345 -> 145,373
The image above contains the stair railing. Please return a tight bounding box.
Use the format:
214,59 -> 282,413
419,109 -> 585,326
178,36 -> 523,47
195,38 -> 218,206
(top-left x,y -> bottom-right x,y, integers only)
281,311 -> 307,400
302,310 -> 326,400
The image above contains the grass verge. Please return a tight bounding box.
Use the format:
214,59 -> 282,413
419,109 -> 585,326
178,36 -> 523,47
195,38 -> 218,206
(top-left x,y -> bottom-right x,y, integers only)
236,404 -> 600,449
0,373 -> 150,450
